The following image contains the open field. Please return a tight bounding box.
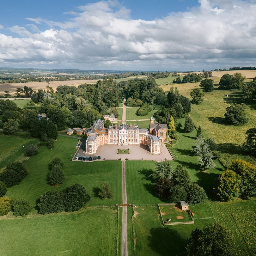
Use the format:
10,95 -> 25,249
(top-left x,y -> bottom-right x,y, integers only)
0,79 -> 99,94
155,75 -> 177,86
114,75 -> 147,83
132,199 -> 256,256
126,107 -> 156,121
212,70 -> 256,79
0,207 -> 117,256
0,135 -> 38,171
6,136 -> 122,209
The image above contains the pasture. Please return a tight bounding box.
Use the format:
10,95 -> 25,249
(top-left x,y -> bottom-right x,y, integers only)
0,207 -> 118,256
12,99 -> 31,108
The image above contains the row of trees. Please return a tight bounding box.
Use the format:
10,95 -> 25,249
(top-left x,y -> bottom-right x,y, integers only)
37,184 -> 90,214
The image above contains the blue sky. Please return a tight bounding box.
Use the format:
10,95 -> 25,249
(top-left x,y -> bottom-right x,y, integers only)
0,0 -> 256,71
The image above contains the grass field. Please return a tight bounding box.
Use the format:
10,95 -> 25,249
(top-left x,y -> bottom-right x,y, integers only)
155,75 -> 177,86
12,99 -> 31,108
0,135 -> 38,170
126,107 -> 156,121
6,136 -> 122,209
0,207 -> 118,256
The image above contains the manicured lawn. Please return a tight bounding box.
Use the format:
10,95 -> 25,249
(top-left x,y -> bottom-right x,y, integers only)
0,207 -> 118,256
126,161 -> 163,205
126,107 -> 156,121
0,134 -> 38,170
12,99 -> 31,108
6,136 -> 122,209
118,149 -> 130,154
126,120 -> 150,129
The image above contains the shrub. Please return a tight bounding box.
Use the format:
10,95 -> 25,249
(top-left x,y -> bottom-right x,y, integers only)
187,183 -> 207,204
12,199 -> 32,216
47,165 -> 65,186
47,140 -> 54,149
0,181 -> 7,197
24,144 -> 38,157
49,157 -> 64,170
0,162 -> 28,187
37,191 -> 64,214
98,182 -> 113,199
62,184 -> 90,212
0,196 -> 12,216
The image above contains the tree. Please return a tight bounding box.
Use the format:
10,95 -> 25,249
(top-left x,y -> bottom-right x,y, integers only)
105,120 -> 112,128
224,104 -> 248,125
47,107 -> 66,130
62,184 -> 90,212
156,178 -> 172,199
187,183 -> 207,204
231,73 -> 245,89
0,162 -> 28,187
216,170 -> 241,201
184,116 -> 194,133
153,161 -> 173,181
24,144 -> 38,157
200,79 -> 214,92
3,119 -> 19,135
172,165 -> 191,190
243,127 -> 256,156
98,182 -> 113,199
49,157 -> 64,170
0,196 -> 12,216
0,181 -> 7,197
190,88 -> 204,105
229,159 -> 256,198
219,74 -> 233,89
37,191 -> 64,214
169,185 -> 187,202
198,143 -> 216,170
12,199 -> 32,216
47,165 -> 65,186
196,126 -> 202,137
186,223 -> 234,256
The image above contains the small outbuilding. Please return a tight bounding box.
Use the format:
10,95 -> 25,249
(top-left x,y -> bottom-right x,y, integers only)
180,201 -> 189,211
67,128 -> 74,135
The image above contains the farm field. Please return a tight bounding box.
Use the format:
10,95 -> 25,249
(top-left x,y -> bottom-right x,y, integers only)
6,136 -> 122,209
212,70 -> 256,79
0,79 -> 99,94
0,207 -> 118,256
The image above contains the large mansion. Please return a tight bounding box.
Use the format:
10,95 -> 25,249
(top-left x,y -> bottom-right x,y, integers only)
84,117 -> 168,155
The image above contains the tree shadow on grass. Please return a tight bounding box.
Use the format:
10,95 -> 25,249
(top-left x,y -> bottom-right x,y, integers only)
196,171 -> 220,201
148,227 -> 187,256
93,187 -> 101,198
175,148 -> 195,157
183,134 -> 196,140
208,117 -> 226,125
217,143 -> 242,155
138,168 -> 155,182
175,159 -> 199,170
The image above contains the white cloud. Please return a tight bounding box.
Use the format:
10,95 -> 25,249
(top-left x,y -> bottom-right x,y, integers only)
1,0 -> 256,70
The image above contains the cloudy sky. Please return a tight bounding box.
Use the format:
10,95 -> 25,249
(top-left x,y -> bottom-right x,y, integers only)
1,0 -> 256,71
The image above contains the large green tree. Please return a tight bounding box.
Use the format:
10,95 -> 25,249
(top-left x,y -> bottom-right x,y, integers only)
200,79 -> 214,92
224,104 -> 248,125
186,223 -> 235,256
190,88 -> 204,105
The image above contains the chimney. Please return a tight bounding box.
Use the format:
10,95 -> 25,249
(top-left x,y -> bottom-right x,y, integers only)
150,117 -> 155,125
